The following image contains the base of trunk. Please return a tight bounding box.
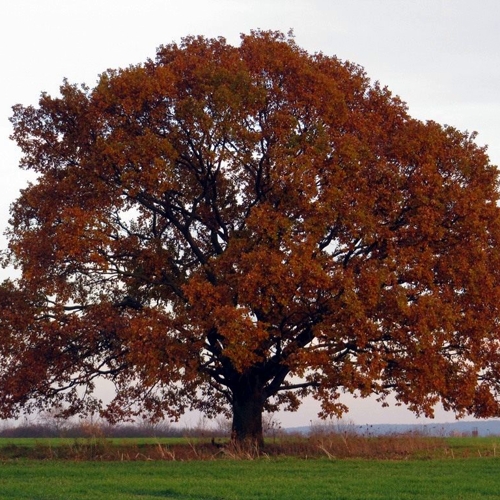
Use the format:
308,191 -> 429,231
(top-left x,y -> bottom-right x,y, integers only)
231,388 -> 265,449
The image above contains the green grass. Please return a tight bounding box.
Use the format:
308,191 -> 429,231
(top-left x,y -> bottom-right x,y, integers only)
0,457 -> 499,499
0,436 -> 192,448
0,436 -> 499,499
444,436 -> 500,455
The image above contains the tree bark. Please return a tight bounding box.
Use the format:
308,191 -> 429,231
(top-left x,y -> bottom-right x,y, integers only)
231,377 -> 265,449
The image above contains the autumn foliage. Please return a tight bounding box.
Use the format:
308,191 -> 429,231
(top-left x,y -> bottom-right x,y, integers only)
2,31 -> 500,445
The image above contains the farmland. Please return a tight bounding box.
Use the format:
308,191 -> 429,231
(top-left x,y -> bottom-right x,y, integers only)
0,436 -> 500,499
0,456 -> 499,499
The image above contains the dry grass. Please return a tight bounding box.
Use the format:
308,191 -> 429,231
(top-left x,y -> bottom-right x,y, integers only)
0,431 -> 456,461
2,414 -> 499,462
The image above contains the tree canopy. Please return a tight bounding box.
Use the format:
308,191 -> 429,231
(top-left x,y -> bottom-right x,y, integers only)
2,31 -> 500,445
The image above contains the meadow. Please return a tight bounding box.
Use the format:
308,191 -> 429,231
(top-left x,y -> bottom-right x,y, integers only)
1,455 -> 500,499
1,435 -> 500,499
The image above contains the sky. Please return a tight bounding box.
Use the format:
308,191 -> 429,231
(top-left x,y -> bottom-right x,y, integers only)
1,0 -> 500,428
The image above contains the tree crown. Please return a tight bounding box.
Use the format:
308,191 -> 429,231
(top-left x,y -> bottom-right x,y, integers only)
2,31 -> 500,434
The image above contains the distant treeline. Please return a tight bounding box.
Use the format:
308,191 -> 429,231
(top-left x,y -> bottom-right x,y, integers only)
0,413 -> 283,439
0,418 -> 231,439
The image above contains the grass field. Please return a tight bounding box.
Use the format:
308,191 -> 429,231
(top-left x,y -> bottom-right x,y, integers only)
1,456 -> 500,499
2,434 -> 500,461
1,436 -> 500,499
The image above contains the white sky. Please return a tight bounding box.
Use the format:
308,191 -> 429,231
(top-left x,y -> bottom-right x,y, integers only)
1,0 -> 500,428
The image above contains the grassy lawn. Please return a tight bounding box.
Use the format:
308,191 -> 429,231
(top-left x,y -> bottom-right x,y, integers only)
1,457 -> 500,499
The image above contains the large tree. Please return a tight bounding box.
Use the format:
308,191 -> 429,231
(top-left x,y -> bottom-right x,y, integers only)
2,31 -> 500,446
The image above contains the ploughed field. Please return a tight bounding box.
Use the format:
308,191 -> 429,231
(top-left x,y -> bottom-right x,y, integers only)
0,436 -> 499,499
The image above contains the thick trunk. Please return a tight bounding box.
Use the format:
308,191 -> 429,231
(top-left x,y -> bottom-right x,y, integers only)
231,380 -> 265,449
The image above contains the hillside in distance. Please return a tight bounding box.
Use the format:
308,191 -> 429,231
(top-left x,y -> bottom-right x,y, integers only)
289,420 -> 500,437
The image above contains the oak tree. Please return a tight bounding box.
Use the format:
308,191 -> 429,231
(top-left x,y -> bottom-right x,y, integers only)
2,31 -> 500,446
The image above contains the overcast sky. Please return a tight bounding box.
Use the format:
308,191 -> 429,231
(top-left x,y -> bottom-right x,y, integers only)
1,0 -> 499,428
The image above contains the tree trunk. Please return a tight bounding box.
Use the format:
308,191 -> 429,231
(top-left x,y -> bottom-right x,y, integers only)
231,379 -> 265,449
